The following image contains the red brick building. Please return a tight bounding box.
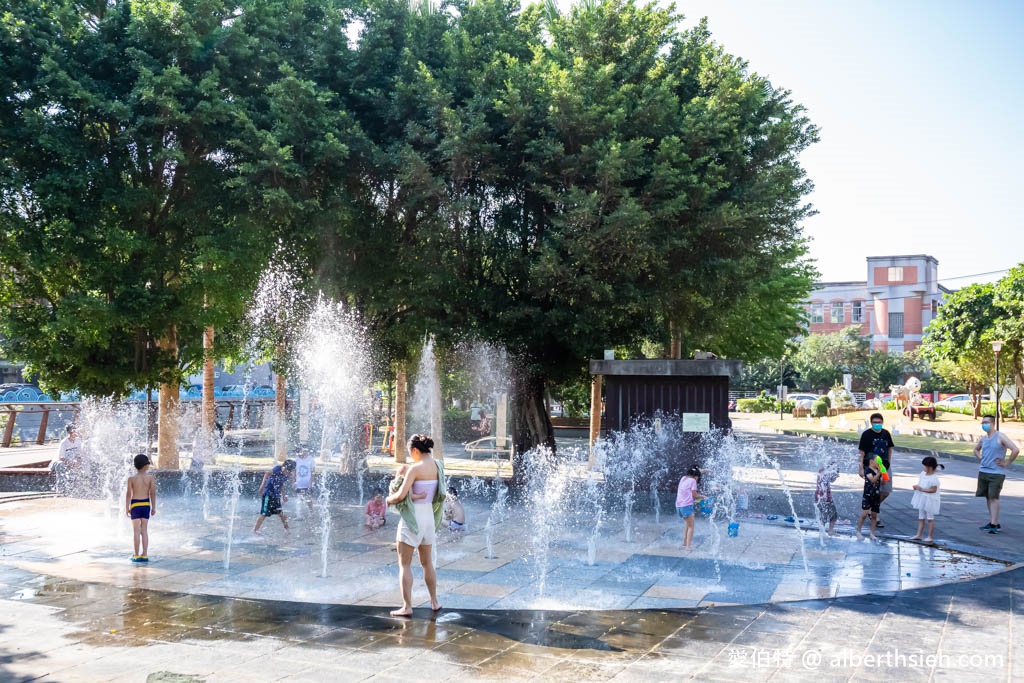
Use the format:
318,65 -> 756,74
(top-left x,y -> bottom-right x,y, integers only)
805,255 -> 951,352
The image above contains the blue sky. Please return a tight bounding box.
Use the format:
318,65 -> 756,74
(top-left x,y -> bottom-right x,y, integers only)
671,0 -> 1024,286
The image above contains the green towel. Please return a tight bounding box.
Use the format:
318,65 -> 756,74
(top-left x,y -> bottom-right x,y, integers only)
388,461 -> 447,535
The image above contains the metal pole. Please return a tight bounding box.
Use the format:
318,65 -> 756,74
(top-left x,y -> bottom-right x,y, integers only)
774,358 -> 782,421
146,388 -> 153,455
995,351 -> 1000,432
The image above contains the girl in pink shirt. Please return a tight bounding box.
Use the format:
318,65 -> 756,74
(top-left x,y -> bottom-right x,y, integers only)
676,467 -> 703,549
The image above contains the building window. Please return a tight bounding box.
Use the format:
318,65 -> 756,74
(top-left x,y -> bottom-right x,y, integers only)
830,302 -> 844,323
810,303 -> 823,324
931,301 -> 938,316
889,312 -> 904,339
888,266 -> 903,282
851,300 -> 863,323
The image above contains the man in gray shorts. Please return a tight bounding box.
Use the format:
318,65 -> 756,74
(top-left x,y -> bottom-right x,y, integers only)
975,415 -> 1019,534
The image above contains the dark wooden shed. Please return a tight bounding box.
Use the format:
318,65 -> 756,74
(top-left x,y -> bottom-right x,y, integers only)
589,359 -> 742,435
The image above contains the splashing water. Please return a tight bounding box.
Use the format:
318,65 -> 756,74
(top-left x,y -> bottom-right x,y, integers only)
318,471 -> 332,578
485,477 -> 508,560
223,458 -> 242,571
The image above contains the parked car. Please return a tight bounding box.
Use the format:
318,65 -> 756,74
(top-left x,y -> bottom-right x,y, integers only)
787,393 -> 821,403
936,394 -> 974,410
549,402 -> 564,418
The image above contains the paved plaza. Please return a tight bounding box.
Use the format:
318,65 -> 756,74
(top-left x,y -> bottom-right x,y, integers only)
1,428 -> 1022,681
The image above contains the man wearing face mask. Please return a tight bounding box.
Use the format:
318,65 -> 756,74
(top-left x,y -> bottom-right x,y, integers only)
858,413 -> 895,528
974,415 -> 1020,534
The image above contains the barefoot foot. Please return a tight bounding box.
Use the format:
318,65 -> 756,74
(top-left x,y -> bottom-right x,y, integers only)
909,535 -> 922,540
923,537 -> 933,543
431,602 -> 442,611
389,608 -> 413,617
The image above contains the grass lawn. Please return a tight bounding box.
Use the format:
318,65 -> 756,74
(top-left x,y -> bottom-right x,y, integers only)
758,409 -> 979,458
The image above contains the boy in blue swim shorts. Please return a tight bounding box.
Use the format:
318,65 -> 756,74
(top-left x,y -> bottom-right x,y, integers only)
125,454 -> 156,562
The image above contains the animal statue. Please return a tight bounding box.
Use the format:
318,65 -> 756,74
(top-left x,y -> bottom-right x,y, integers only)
889,384 -> 911,410
890,377 -> 924,410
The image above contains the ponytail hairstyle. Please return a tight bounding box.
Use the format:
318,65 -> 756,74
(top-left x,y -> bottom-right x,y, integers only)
921,456 -> 945,471
409,434 -> 434,454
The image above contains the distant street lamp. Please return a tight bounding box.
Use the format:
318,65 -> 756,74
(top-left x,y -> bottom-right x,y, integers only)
992,340 -> 1004,431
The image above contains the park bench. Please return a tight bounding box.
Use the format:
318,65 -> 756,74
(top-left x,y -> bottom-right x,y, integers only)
463,436 -> 513,460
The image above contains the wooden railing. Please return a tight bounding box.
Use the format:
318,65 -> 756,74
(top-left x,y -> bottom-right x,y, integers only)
0,398 -> 292,448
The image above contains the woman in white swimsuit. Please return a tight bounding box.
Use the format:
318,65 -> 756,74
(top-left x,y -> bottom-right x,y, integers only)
386,434 -> 443,616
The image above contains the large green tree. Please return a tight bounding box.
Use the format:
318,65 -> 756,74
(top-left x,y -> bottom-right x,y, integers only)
0,0 -> 268,395
791,325 -> 867,392
1,0 -> 822,460
922,283 -> 999,417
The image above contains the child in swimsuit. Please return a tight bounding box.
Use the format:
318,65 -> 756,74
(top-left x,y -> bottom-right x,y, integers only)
125,453 -> 156,563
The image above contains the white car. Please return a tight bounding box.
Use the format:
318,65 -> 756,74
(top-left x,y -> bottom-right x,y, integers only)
787,393 -> 821,403
935,394 -> 974,409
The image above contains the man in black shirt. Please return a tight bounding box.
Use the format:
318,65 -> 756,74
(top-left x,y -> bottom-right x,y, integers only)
858,412 -> 895,528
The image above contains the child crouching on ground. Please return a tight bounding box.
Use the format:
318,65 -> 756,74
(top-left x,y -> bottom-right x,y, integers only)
365,489 -> 386,530
444,486 -> 466,533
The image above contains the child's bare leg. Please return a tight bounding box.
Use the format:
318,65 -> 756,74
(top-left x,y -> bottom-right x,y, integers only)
868,512 -> 878,539
856,511 -> 867,538
254,515 -> 266,533
925,519 -> 934,542
910,518 -> 924,540
140,519 -> 149,557
132,519 -> 142,556
280,513 -> 289,530
827,520 -> 836,535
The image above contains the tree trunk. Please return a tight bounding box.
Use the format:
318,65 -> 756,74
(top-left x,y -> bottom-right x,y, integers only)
202,326 -> 216,435
669,320 -> 681,359
157,326 -> 179,469
510,369 -> 555,484
588,375 -> 602,469
275,371 -> 287,462
395,364 -> 407,464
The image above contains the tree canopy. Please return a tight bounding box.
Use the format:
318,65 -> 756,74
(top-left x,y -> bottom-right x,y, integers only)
1,0 -> 821,450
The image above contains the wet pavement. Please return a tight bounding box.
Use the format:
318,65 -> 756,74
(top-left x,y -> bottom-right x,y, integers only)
1,427 -> 1022,681
0,491 -> 1008,611
0,560 -> 1019,681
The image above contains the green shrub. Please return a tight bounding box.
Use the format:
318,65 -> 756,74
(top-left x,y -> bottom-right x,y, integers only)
737,398 -> 760,413
442,408 -> 477,441
821,395 -> 832,408
883,400 -> 898,410
812,399 -> 829,418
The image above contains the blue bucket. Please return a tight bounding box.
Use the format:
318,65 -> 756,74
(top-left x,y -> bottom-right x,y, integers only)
698,497 -> 714,515
727,522 -> 739,537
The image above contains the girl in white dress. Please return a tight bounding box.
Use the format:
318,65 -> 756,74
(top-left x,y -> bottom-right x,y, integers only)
910,456 -> 944,543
